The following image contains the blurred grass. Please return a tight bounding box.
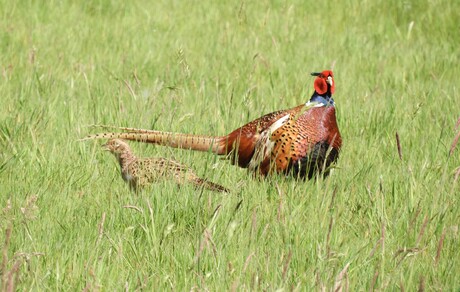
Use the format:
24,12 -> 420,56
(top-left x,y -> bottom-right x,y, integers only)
1,0 -> 459,290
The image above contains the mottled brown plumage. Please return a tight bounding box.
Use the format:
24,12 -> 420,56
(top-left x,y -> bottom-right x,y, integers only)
102,139 -> 229,192
83,70 -> 342,179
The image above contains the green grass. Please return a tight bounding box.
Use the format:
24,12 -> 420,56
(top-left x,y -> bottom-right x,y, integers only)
1,0 -> 459,290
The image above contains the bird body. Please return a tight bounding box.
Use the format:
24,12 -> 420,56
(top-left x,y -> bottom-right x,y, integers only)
83,70 -> 342,179
102,139 -> 229,192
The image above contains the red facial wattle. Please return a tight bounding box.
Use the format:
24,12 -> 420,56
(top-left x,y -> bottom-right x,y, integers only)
312,70 -> 335,95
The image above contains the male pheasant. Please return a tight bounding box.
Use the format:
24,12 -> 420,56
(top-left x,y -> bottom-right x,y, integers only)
103,139 -> 229,192
83,70 -> 342,179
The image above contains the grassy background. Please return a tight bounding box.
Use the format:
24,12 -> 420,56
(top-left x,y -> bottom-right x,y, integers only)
1,0 -> 459,290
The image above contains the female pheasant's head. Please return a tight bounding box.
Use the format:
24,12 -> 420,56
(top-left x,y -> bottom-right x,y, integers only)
102,139 -> 131,156
311,70 -> 334,96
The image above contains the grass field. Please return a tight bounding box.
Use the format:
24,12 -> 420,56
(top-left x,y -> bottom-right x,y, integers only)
1,0 -> 459,290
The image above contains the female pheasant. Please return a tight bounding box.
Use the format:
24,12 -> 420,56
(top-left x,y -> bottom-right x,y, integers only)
83,70 -> 342,179
103,139 -> 229,192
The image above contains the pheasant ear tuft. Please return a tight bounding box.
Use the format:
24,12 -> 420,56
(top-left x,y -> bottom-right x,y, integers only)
322,70 -> 333,77
314,77 -> 328,95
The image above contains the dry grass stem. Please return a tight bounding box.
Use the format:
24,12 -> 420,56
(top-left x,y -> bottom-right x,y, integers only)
370,270 -> 379,292
418,276 -> 425,292
1,225 -> 13,292
205,229 -> 217,257
333,262 -> 350,292
454,167 -> 460,183
242,252 -> 255,274
210,204 -> 222,226
326,187 -> 338,257
20,195 -> 39,221
5,259 -> 22,292
251,208 -> 257,238
2,198 -> 12,214
381,223 -> 386,257
1,224 -> 12,277
132,70 -> 141,86
450,129 -> 460,156
194,229 -> 216,263
276,183 -> 285,224
394,247 -> 424,267
122,205 -> 143,213
147,200 -> 154,218
369,219 -> 387,258
416,215 -> 429,246
123,79 -> 137,100
368,238 -> 383,258
396,132 -> 403,161
408,202 -> 422,233
315,270 -> 326,292
96,212 -> 106,245
330,60 -> 337,71
326,216 -> 334,258
194,233 -> 209,263
435,229 -> 446,265
281,250 -> 292,281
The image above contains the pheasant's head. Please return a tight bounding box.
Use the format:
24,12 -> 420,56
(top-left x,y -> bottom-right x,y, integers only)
311,70 -> 334,96
102,139 -> 131,156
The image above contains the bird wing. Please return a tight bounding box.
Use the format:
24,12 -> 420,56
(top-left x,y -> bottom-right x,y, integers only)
248,113 -> 290,173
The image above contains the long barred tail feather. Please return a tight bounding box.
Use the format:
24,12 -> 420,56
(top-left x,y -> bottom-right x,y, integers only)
87,124 -> 159,133
79,131 -> 226,154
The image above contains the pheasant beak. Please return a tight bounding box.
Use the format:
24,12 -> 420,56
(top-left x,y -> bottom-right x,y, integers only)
101,143 -> 111,151
326,76 -> 333,87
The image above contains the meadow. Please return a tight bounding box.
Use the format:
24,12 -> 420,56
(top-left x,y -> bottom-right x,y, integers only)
1,0 -> 459,290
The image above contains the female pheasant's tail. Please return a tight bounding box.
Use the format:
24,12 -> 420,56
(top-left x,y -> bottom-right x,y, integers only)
192,178 -> 230,193
80,130 -> 227,154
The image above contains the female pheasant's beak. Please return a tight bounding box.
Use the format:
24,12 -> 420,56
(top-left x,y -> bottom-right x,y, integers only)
101,143 -> 112,151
